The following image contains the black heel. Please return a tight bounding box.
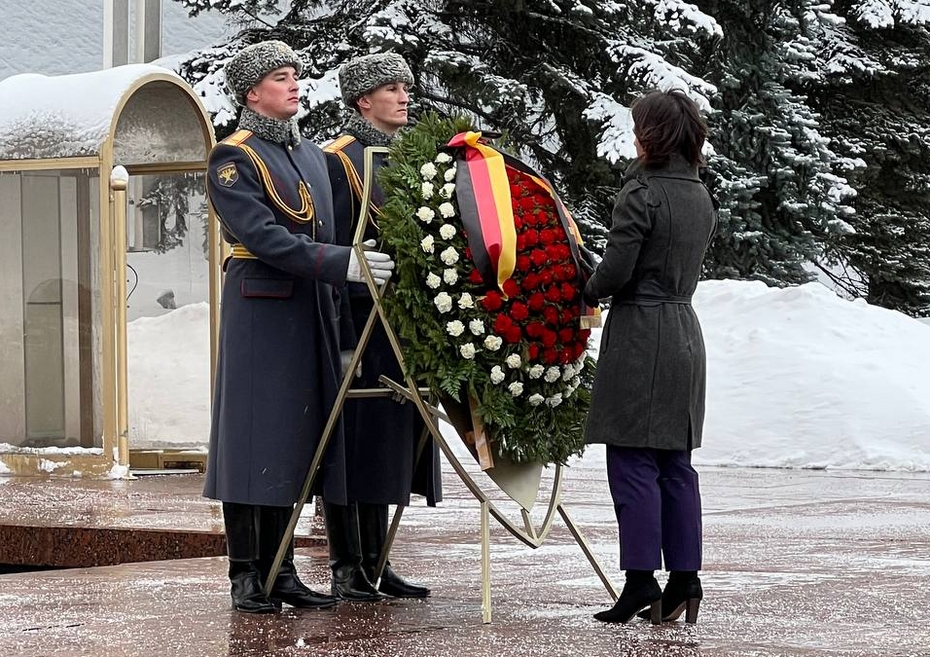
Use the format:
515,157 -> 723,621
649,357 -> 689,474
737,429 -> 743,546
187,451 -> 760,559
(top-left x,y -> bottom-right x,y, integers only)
648,599 -> 661,625
685,598 -> 700,624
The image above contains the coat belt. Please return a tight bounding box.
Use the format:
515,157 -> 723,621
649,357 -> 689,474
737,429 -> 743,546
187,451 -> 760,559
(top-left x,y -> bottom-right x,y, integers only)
616,293 -> 692,305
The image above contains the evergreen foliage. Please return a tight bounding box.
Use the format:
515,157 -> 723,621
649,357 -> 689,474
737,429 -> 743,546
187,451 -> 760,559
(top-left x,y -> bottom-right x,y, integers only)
170,0 -> 930,315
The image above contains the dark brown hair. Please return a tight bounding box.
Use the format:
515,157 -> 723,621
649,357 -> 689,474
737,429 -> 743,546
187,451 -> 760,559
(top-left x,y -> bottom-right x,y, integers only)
631,90 -> 707,168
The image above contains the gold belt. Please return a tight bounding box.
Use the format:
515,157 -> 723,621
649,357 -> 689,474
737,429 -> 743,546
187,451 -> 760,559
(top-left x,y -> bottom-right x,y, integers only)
230,244 -> 257,259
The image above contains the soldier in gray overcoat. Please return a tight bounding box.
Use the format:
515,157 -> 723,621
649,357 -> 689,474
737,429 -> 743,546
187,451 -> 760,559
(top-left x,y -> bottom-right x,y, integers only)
583,90 -> 717,625
320,52 -> 441,601
203,40 -> 394,614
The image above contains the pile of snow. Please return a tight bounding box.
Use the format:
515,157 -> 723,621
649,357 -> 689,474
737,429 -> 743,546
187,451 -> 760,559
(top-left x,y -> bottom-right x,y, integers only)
120,278 -> 930,472
691,280 -> 930,471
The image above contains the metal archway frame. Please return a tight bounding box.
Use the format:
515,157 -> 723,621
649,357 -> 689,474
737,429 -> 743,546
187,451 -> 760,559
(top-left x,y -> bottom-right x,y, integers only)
263,146 -> 617,622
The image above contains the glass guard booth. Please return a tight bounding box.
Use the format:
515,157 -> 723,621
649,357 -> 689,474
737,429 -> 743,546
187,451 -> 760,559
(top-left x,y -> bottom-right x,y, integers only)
0,65 -> 220,477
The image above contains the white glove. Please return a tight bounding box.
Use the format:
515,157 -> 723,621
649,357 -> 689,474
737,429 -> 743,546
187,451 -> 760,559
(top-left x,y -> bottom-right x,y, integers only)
346,239 -> 394,285
340,350 -> 361,378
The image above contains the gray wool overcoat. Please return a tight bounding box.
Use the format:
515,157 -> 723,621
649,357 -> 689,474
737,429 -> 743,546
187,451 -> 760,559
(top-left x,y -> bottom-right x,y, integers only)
203,128 -> 352,508
584,155 -> 717,451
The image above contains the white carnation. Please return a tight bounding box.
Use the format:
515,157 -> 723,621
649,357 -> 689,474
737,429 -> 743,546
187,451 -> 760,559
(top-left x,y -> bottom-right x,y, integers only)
508,382 -> 524,397
438,202 -> 456,218
443,268 -> 458,285
458,292 -> 474,309
562,366 -> 575,382
420,162 -> 438,180
506,354 -> 522,369
528,364 -> 545,379
544,366 -> 561,383
483,335 -> 502,351
434,292 -> 453,313
528,393 -> 545,407
420,234 -> 434,253
416,206 -> 435,223
546,393 -> 564,408
571,376 -> 581,388
425,272 -> 441,289
435,152 -> 452,164
439,223 -> 456,240
440,183 -> 455,199
444,165 -> 457,182
440,247 -> 459,266
446,320 -> 465,337
421,182 -> 434,199
460,343 -> 476,359
469,319 -> 486,335
490,366 -> 505,384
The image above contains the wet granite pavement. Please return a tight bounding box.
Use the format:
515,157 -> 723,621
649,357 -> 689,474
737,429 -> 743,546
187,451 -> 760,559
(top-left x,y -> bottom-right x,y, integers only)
1,449 -> 929,656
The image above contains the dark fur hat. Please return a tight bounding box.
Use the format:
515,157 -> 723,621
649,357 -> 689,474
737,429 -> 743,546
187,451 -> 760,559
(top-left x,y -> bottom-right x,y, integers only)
225,40 -> 303,104
338,52 -> 414,109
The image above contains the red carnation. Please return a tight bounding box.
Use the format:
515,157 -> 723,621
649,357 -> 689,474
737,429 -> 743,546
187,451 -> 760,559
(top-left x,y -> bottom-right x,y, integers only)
545,286 -> 562,303
509,184 -> 523,198
530,249 -> 548,267
535,210 -> 549,226
481,290 -> 503,311
558,327 -> 575,344
562,307 -> 578,324
559,347 -> 575,364
539,228 -> 557,245
560,283 -> 577,301
516,234 -> 527,251
538,269 -> 554,286
527,343 -> 540,361
524,230 -> 539,247
520,197 -> 536,211
469,269 -> 485,285
522,273 -> 540,291
494,314 -> 513,333
505,326 -> 523,343
543,348 -> 559,364
543,306 -> 560,326
579,329 -> 591,342
503,279 -> 521,298
541,329 -> 558,348
546,245 -> 562,261
562,263 -> 577,279
525,321 -> 545,338
510,302 -> 529,321
516,255 -> 532,272
514,216 -> 524,230
527,292 -> 546,311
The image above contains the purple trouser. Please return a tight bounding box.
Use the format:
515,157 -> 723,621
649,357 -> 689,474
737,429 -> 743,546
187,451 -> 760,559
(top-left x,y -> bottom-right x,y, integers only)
606,445 -> 702,571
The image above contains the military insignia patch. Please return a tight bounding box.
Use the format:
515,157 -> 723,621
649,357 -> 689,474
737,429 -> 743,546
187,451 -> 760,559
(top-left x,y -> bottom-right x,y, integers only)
217,162 -> 238,187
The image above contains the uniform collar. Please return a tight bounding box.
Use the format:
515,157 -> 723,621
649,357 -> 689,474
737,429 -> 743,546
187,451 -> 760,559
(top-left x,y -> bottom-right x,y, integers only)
344,113 -> 395,147
238,107 -> 302,146
622,153 -> 699,184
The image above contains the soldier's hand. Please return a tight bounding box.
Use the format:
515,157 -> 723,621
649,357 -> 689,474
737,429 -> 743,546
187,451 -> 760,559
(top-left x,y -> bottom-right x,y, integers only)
346,239 -> 394,285
340,350 -> 362,378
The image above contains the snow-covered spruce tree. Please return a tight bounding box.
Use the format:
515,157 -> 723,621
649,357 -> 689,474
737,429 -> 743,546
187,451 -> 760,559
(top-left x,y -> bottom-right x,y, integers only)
806,0 -> 930,315
169,0 -> 719,250
698,0 -> 857,285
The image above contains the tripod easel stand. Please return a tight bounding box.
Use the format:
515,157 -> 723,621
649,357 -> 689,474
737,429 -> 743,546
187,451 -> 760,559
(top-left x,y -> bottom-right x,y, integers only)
262,146 -> 617,623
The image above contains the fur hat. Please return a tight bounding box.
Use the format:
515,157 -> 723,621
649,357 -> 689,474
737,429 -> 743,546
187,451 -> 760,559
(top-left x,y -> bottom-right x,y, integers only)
225,40 -> 303,104
338,52 -> 414,108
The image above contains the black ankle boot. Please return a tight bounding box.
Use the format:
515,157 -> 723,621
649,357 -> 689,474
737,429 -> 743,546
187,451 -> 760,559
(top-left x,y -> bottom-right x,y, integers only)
594,570 -> 661,624
662,571 -> 703,623
358,502 -> 430,598
223,502 -> 276,614
259,505 -> 337,609
323,502 -> 383,601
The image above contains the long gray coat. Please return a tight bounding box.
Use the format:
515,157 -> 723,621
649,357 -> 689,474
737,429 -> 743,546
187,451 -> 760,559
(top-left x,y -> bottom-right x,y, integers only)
325,133 -> 442,506
584,155 -> 716,451
203,129 -> 352,507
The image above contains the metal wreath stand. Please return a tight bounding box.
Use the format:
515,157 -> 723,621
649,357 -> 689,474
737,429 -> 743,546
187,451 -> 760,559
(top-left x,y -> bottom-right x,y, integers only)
263,146 -> 618,623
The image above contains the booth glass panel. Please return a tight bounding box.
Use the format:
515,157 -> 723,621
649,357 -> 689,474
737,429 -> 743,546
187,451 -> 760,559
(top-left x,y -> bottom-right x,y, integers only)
0,169 -> 102,450
124,172 -> 210,449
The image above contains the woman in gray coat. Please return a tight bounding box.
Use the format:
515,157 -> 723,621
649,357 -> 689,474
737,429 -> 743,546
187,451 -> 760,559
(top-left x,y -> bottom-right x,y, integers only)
583,90 -> 716,624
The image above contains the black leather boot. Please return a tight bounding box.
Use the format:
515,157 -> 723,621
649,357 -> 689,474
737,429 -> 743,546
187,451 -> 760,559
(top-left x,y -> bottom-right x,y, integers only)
358,502 -> 430,598
638,570 -> 702,623
323,502 -> 383,601
594,569 -> 661,624
223,502 -> 276,614
259,505 -> 337,609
